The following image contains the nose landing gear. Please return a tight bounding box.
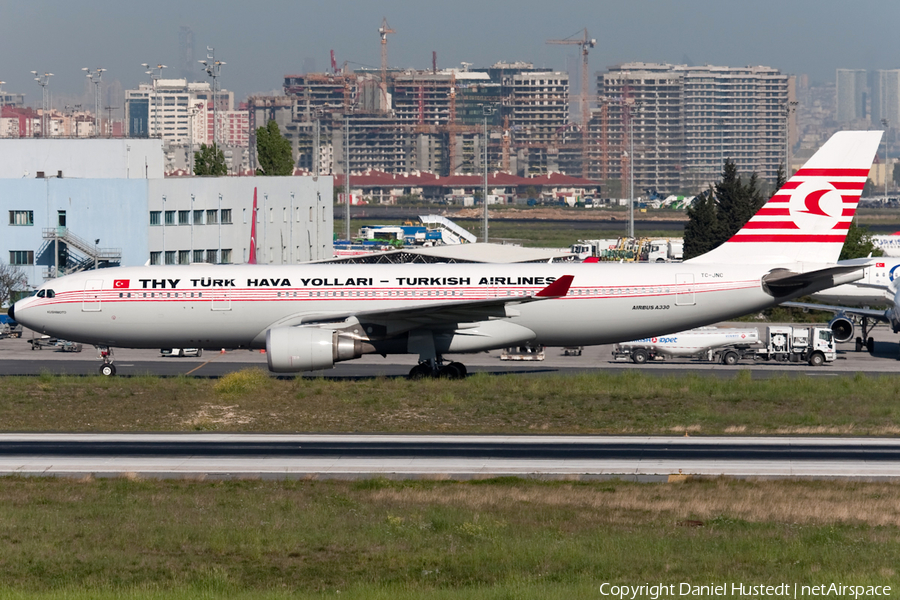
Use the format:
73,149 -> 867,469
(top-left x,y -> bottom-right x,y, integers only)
98,347 -> 116,376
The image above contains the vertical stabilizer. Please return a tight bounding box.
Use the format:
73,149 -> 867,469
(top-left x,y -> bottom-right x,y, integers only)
689,131 -> 882,264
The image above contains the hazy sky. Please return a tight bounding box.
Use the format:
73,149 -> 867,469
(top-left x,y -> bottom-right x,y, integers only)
2,0 -> 899,107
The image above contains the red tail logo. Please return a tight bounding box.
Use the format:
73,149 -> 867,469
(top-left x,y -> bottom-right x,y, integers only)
248,187 -> 258,264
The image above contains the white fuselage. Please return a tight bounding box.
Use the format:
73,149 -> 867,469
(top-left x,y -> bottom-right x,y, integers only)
14,262 -> 796,352
812,259 -> 900,307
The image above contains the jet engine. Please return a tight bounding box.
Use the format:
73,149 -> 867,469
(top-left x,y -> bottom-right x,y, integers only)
828,315 -> 854,343
266,327 -> 371,373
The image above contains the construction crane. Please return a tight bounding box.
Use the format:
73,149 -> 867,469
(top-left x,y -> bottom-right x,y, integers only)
378,17 -> 396,111
547,28 -> 596,177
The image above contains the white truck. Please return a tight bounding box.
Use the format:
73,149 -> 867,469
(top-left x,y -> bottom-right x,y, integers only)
613,327 -> 760,365
500,345 -> 546,361
569,239 -> 619,261
646,239 -> 684,262
754,326 -> 835,366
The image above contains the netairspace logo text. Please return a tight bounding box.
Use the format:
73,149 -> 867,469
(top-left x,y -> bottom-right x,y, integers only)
598,582 -> 892,600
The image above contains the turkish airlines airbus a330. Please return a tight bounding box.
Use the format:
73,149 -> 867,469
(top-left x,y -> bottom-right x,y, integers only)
9,131 -> 882,377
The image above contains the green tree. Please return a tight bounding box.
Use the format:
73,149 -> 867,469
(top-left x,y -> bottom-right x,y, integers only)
0,262 -> 27,308
683,187 -> 722,260
714,159 -> 764,244
839,221 -> 884,260
861,178 -> 876,197
774,164 -> 787,190
194,144 -> 227,176
255,120 -> 294,176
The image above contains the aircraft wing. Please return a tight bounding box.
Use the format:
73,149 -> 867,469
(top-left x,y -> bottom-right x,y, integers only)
782,301 -> 888,321
294,275 -> 574,333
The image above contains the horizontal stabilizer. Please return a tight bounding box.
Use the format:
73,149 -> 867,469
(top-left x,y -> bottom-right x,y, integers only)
762,264 -> 867,297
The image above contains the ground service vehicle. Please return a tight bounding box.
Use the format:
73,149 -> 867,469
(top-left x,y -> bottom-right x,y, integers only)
646,239 -> 684,262
27,336 -> 82,352
754,326 -> 835,366
500,345 -> 545,361
160,348 -> 203,358
613,327 -> 760,365
0,316 -> 22,338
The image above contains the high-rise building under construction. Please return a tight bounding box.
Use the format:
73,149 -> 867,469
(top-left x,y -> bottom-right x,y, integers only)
590,63 -> 791,194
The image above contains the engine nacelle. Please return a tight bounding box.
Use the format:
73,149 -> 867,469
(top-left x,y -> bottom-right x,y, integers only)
828,316 -> 854,343
266,327 -> 369,373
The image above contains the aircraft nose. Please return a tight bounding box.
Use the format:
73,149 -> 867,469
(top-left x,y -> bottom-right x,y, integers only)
7,302 -> 14,322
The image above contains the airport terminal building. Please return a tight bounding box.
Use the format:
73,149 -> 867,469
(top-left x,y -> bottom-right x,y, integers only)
0,139 -> 333,301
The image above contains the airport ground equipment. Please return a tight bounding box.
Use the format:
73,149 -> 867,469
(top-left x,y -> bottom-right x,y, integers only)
754,326 -> 835,366
160,348 -> 203,358
613,327 -> 760,365
500,345 -> 546,361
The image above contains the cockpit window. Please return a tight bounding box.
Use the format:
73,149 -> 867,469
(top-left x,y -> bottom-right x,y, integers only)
37,290 -> 45,298
46,290 -> 55,298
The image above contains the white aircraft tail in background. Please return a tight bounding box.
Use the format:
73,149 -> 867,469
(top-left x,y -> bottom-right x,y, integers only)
689,130 -> 881,265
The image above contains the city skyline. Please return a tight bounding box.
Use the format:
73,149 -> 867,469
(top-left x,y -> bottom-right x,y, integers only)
1,0 -> 899,106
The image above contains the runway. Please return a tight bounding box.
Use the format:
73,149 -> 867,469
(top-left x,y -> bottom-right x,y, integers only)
2,434 -> 900,481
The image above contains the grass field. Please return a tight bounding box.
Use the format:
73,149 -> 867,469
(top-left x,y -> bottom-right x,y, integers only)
3,370 -> 900,435
0,477 -> 898,599
3,372 -> 900,597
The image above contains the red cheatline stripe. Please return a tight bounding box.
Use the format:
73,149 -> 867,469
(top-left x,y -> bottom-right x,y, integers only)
755,208 -> 791,216
841,208 -> 856,216
741,221 -> 799,229
795,168 -> 871,177
831,182 -> 865,190
729,234 -> 848,243
767,197 -> 789,203
779,182 -> 801,190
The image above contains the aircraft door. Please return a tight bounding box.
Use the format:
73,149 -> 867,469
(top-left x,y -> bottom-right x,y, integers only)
82,279 -> 103,312
675,273 -> 695,306
211,290 -> 231,311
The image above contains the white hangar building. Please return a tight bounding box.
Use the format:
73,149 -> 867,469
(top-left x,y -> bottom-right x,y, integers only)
0,139 -> 333,301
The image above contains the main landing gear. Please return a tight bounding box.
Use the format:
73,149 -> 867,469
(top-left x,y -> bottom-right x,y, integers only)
854,316 -> 875,353
408,358 -> 468,380
98,347 -> 116,376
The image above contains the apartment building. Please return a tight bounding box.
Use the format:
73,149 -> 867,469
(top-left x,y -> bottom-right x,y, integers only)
254,64 -> 569,177
590,63 -> 790,193
871,69 -> 900,127
836,68 -> 868,124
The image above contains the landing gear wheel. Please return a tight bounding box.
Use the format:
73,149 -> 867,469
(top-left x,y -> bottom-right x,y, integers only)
855,337 -> 864,352
631,349 -> 649,364
99,363 -> 117,376
408,362 -> 433,380
438,363 -> 464,379
447,362 -> 467,378
722,351 -> 739,366
808,352 -> 825,367
867,337 -> 875,353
